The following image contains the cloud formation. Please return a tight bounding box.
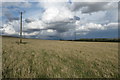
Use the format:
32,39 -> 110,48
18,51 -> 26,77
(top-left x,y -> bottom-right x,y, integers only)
25,18 -> 35,23
1,1 -> 118,39
70,2 -> 118,13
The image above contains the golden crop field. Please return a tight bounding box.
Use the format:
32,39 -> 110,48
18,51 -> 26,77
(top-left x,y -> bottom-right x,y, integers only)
2,36 -> 119,78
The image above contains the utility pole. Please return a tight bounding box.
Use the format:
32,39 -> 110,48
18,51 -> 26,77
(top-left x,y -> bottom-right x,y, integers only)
20,12 -> 22,43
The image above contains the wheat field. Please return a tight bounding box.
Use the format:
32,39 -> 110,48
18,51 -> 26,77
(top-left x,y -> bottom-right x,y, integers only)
2,36 -> 118,78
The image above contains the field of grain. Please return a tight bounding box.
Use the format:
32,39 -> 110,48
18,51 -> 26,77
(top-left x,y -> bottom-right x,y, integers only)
2,36 -> 118,78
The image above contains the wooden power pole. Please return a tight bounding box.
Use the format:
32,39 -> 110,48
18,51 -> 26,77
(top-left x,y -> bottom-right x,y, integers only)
20,12 -> 22,43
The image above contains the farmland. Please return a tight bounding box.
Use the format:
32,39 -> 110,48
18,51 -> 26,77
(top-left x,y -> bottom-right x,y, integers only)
2,36 -> 118,78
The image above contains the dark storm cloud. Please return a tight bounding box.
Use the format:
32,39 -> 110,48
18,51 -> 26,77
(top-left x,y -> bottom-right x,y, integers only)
71,2 -> 111,13
74,16 -> 80,20
43,16 -> 79,33
69,16 -> 80,20
9,17 -> 19,21
23,29 -> 39,33
25,18 -> 35,23
23,28 -> 47,33
45,21 -> 74,33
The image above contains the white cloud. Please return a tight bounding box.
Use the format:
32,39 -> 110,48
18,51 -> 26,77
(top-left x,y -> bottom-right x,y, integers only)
41,29 -> 57,36
2,23 -> 17,35
24,31 -> 39,36
24,20 -> 45,30
40,1 -> 74,23
42,7 -> 73,23
76,23 -> 104,33
47,29 -> 54,32
75,22 -> 118,37
104,22 -> 118,29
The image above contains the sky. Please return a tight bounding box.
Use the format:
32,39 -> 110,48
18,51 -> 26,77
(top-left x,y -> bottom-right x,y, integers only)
0,0 -> 119,40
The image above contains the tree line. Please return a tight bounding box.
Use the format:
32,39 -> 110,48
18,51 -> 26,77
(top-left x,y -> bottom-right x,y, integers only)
68,38 -> 120,42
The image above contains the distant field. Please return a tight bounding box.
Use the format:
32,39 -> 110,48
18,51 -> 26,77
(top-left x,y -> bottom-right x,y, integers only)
2,36 -> 118,78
